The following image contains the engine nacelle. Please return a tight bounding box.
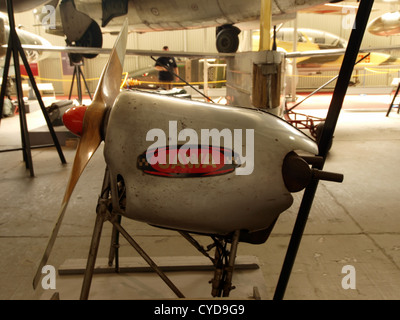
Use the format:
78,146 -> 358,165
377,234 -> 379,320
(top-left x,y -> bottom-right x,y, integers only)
104,90 -> 319,237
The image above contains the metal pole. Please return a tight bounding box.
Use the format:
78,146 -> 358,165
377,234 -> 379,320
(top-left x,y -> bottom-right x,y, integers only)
0,30 -> 12,120
6,0 -> 34,176
290,15 -> 298,102
273,0 -> 375,300
80,66 -> 92,101
386,81 -> 400,117
203,59 -> 209,98
80,168 -> 111,300
223,230 -> 240,297
76,65 -> 83,105
68,66 -> 76,100
80,208 -> 106,300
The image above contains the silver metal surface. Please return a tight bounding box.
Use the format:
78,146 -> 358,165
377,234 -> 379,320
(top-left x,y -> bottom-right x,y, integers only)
225,50 -> 285,114
39,0 -> 333,35
104,90 -> 318,236
85,0 -> 331,33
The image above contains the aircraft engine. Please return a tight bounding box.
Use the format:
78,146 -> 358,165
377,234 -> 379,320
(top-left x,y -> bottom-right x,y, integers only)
63,90 -> 343,243
100,91 -> 338,241
34,20 -> 343,291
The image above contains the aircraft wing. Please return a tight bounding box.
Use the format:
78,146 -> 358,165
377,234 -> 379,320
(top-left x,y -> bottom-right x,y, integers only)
8,43 -> 400,60
13,44 -> 236,59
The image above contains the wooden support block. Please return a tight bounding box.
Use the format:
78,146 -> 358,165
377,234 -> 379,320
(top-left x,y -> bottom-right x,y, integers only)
252,62 -> 282,110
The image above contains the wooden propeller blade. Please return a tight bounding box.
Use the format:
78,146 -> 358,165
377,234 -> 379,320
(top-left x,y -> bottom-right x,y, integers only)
32,116 -> 103,290
93,19 -> 128,108
32,20 -> 128,290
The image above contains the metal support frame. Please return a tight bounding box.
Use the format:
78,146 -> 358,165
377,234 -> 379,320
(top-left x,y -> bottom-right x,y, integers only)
0,0 -> 66,177
273,0 -> 375,300
80,167 -> 185,300
78,166 -> 246,300
208,230 -> 241,298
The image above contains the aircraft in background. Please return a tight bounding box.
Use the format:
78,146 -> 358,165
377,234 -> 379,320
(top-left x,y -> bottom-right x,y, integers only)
267,27 -> 400,73
368,11 -> 400,36
0,0 -> 53,13
0,12 -> 52,64
32,0 -> 343,54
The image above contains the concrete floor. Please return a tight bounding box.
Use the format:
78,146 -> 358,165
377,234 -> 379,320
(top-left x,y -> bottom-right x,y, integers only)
1,93 -> 400,300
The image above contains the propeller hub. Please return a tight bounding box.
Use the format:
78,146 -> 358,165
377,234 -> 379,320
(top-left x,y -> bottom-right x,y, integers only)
63,105 -> 87,136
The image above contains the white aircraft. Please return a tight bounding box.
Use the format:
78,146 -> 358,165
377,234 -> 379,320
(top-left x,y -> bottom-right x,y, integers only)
368,11 -> 400,36
274,27 -> 400,73
32,0 -> 342,54
0,12 -> 52,64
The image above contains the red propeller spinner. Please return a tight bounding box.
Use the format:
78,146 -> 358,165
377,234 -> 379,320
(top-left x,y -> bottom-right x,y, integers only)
62,105 -> 88,136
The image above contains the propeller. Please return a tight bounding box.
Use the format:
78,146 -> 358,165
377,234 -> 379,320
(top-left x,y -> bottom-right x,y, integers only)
32,20 -> 128,290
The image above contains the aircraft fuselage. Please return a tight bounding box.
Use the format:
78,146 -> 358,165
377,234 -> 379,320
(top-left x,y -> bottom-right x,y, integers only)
38,0 -> 335,53
73,0 -> 329,33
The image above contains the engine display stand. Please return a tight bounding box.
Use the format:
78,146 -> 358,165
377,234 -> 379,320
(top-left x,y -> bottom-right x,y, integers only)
41,256 -> 267,300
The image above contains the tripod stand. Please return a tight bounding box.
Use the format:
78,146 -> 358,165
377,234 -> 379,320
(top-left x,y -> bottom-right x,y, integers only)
0,0 -> 66,177
68,60 -> 92,105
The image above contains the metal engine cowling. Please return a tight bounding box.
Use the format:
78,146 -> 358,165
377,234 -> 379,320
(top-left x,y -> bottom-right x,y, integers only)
104,90 -> 318,236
